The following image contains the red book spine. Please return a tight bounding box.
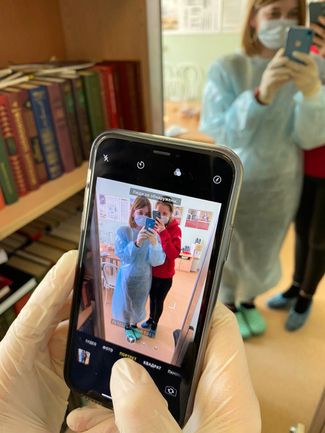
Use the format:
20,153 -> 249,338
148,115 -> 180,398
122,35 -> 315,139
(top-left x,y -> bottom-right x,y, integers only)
14,291 -> 32,315
0,185 -> 5,209
0,95 -> 29,196
46,83 -> 75,172
96,65 -> 120,128
4,91 -> 39,190
18,89 -> 48,184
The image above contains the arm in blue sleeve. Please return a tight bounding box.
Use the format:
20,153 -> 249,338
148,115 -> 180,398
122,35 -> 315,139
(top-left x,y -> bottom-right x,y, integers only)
292,88 -> 325,150
148,241 -> 166,267
199,61 -> 268,149
114,228 -> 138,264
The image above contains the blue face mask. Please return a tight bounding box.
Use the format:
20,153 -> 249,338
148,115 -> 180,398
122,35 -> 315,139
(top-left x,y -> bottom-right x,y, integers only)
134,215 -> 146,227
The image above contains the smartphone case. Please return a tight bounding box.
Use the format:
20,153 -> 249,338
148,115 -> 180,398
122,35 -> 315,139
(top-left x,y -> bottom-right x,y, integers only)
309,2 -> 325,27
284,27 -> 314,63
145,217 -> 156,230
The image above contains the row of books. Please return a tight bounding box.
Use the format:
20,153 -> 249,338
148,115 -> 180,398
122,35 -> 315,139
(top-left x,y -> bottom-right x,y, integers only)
0,59 -> 145,208
0,192 -> 83,339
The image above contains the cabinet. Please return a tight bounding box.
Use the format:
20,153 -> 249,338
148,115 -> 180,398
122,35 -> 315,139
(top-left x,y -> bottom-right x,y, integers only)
0,0 -> 163,240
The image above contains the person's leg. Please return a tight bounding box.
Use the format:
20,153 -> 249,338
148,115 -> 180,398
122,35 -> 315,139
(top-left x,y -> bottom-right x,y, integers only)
151,277 -> 173,324
141,277 -> 159,329
287,180 -> 325,330
268,177 -> 314,309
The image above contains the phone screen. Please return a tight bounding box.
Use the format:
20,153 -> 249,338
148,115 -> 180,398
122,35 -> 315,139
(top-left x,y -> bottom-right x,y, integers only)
65,132 -> 241,425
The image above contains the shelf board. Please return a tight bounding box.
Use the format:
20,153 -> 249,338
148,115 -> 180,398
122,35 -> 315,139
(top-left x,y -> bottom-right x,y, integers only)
0,162 -> 88,240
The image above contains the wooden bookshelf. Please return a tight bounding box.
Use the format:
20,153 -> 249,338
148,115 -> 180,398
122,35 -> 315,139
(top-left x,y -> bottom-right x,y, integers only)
0,163 -> 88,240
0,0 -> 162,238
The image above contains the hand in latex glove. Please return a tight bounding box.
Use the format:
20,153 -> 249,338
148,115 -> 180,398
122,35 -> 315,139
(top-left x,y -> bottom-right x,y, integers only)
258,48 -> 292,104
287,52 -> 322,98
0,250 -> 77,433
311,16 -> 325,58
67,303 -> 261,433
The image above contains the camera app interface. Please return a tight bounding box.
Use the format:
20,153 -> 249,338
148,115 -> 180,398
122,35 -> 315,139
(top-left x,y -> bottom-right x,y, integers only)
76,177 -> 222,367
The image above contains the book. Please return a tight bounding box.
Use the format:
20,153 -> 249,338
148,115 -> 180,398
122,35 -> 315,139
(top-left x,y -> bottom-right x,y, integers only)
14,85 -> 48,183
94,64 -> 120,128
6,255 -> 49,282
0,131 -> 18,204
15,249 -> 52,268
3,89 -> 39,190
0,263 -> 37,316
0,185 -> 5,209
14,291 -> 32,315
24,242 -> 64,265
0,94 -> 29,196
60,74 -> 92,160
0,248 -> 8,265
38,233 -> 78,251
0,307 -> 17,340
18,222 -> 44,241
79,70 -> 106,140
31,79 -> 76,173
19,83 -> 63,180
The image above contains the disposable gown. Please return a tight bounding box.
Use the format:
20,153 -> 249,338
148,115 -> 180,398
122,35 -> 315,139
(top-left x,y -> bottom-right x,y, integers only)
112,226 -> 166,325
200,53 -> 325,303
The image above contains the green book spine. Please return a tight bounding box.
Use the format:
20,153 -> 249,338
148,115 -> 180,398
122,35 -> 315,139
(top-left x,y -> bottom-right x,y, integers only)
61,81 -> 83,166
0,133 -> 18,204
81,71 -> 106,140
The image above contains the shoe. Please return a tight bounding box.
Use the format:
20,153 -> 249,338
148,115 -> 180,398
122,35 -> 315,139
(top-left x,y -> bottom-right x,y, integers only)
234,310 -> 252,340
125,328 -> 136,343
148,327 -> 156,338
239,305 -> 266,336
267,293 -> 296,310
131,326 -> 142,340
141,319 -> 153,329
285,301 -> 312,331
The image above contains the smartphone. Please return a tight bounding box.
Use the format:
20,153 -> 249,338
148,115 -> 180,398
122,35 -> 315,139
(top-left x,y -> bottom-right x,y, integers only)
145,217 -> 156,230
284,27 -> 314,63
153,210 -> 161,220
309,2 -> 325,28
64,130 -> 242,426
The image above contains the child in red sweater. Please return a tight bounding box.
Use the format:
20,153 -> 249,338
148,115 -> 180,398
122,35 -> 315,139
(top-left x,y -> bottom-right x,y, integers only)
141,198 -> 182,337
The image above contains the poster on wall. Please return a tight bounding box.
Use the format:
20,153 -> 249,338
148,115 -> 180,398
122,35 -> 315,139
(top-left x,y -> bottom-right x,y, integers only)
185,209 -> 213,230
161,0 -> 245,33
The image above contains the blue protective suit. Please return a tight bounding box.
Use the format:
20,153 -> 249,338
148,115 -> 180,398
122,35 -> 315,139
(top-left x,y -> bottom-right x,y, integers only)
200,53 -> 325,303
112,226 -> 166,325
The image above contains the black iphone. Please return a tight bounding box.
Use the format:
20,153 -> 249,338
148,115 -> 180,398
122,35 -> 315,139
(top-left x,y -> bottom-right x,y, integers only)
309,2 -> 325,28
64,130 -> 242,426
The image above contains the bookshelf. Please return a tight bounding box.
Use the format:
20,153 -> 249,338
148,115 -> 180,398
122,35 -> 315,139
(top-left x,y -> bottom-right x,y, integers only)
0,162 -> 88,239
0,0 -> 163,238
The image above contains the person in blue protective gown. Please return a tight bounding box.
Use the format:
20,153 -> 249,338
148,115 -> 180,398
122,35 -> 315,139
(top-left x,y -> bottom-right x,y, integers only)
112,196 -> 166,343
200,0 -> 325,339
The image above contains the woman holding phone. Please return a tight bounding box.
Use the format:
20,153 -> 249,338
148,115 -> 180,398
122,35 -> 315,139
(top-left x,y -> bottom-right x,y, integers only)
141,198 -> 181,337
112,196 -> 165,342
200,0 -> 325,339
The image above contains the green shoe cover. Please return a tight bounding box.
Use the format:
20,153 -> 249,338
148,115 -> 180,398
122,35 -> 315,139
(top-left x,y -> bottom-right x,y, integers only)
240,306 -> 266,336
235,310 -> 251,340
131,326 -> 142,340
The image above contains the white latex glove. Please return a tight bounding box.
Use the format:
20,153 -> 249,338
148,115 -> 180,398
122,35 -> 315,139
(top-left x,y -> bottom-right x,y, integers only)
0,250 -> 77,433
286,52 -> 322,98
258,48 -> 292,104
67,303 -> 261,433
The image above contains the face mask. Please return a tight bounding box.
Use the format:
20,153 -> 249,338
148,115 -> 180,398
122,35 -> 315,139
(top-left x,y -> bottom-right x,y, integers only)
160,216 -> 170,225
134,215 -> 146,227
257,19 -> 298,49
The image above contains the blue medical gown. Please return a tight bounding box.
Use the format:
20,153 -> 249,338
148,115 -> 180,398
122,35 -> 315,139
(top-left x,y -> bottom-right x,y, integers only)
200,53 -> 325,302
112,226 -> 166,324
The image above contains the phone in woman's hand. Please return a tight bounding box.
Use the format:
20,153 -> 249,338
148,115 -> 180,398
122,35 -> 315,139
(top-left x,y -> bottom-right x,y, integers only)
284,27 -> 314,63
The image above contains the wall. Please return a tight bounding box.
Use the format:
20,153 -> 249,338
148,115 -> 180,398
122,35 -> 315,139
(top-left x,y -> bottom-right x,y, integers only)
162,32 -> 241,100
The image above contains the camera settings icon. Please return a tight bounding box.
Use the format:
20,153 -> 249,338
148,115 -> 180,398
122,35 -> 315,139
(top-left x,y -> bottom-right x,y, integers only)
165,385 -> 177,397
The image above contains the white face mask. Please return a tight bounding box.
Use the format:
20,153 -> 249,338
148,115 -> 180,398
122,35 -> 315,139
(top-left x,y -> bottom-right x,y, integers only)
160,215 -> 170,225
134,215 -> 146,227
257,19 -> 298,50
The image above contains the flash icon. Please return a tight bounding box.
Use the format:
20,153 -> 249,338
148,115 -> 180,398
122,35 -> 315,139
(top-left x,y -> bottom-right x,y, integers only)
103,155 -> 109,162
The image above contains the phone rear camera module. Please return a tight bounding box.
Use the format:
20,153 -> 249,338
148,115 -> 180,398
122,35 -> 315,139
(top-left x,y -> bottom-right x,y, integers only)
174,168 -> 182,177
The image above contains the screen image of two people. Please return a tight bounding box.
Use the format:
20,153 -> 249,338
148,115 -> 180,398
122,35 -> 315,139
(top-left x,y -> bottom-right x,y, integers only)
111,196 -> 182,343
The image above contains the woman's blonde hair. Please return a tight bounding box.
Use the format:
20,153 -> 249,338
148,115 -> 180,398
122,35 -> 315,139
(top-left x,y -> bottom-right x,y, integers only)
241,0 -> 306,56
129,196 -> 151,228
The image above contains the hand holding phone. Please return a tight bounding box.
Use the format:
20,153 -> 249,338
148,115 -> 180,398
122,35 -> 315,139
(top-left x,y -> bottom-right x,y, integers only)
309,2 -> 325,53
136,226 -> 148,247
